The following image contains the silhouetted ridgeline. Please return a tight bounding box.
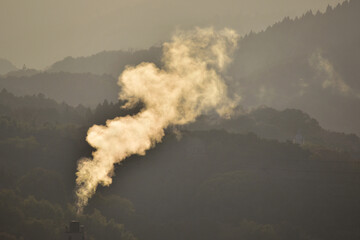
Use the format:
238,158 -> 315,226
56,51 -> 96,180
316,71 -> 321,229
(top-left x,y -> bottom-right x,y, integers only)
188,107 -> 360,156
0,89 -> 143,127
48,46 -> 162,77
46,0 -> 360,134
0,72 -> 119,106
0,58 -> 17,75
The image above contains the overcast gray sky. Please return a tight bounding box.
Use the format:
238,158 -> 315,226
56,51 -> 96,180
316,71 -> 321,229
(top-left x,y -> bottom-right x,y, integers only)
0,0 -> 344,69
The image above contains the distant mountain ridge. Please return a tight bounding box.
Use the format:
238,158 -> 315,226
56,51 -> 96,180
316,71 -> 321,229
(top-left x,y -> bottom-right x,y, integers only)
47,1 -> 360,80
188,107 -> 360,156
35,0 -> 360,134
0,72 -> 118,106
0,59 -> 17,75
228,0 -> 360,134
48,47 -> 162,77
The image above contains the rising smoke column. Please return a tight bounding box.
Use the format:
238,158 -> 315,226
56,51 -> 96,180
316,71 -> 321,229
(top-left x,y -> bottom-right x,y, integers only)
75,27 -> 239,213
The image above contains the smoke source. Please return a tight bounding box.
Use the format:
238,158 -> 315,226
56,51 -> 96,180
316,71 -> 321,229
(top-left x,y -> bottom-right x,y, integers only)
75,27 -> 239,213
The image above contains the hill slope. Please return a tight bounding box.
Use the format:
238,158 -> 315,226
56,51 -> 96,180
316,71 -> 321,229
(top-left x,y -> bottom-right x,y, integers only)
46,1 -> 360,134
0,58 -> 17,75
0,72 -> 118,106
1,89 -> 360,240
228,0 -> 360,134
48,47 -> 162,78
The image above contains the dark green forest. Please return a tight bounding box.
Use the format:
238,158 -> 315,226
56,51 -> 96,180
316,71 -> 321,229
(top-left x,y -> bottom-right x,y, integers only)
0,89 -> 360,240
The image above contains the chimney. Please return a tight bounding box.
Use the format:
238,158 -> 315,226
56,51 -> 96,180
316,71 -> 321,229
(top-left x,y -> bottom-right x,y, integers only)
65,220 -> 85,240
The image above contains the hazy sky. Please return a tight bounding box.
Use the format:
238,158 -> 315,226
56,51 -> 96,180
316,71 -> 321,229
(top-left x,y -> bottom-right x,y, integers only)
0,0 -> 344,69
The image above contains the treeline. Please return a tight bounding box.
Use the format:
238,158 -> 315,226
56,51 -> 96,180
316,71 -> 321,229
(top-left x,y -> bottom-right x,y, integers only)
0,72 -> 119,106
189,107 -> 360,157
48,47 -> 162,78
0,88 -> 142,127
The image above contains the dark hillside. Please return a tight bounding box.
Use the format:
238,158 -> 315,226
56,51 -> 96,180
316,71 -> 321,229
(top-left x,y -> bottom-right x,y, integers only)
107,130 -> 360,240
1,90 -> 360,239
229,0 -> 360,134
48,47 -> 162,78
0,72 -> 119,106
0,58 -> 17,75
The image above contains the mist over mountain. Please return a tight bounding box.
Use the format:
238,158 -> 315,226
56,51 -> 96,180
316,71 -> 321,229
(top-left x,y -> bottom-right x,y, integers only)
0,59 -> 17,75
45,0 -> 360,134
188,107 -> 360,155
228,0 -> 360,134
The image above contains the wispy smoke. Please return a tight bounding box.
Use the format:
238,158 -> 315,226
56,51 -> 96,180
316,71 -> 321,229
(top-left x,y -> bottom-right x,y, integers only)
309,50 -> 350,95
75,27 -> 239,213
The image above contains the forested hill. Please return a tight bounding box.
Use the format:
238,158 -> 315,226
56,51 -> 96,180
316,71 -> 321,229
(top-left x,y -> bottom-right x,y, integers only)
1,88 -> 360,240
48,47 -> 162,77
0,72 -> 119,106
3,88 -> 358,158
47,1 -> 360,81
188,107 -> 360,156
46,0 -> 360,87
0,89 -> 142,127
0,58 -> 17,75
45,0 -> 360,135
232,0 -> 360,81
229,0 -> 360,134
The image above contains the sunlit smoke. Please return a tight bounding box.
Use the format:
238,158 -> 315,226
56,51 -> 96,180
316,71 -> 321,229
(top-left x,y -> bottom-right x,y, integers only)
75,27 -> 239,213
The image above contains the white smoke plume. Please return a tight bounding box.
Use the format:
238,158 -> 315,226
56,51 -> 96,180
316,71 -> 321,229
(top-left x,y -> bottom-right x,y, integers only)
75,27 -> 239,213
